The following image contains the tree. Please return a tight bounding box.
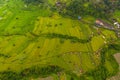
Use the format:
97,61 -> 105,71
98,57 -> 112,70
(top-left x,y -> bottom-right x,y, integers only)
23,0 -> 47,5
65,0 -> 84,17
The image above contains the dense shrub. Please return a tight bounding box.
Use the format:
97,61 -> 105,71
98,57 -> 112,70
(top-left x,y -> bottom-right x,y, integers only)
0,65 -> 62,80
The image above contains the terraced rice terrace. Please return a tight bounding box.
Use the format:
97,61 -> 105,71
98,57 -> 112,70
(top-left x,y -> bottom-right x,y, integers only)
0,0 -> 120,80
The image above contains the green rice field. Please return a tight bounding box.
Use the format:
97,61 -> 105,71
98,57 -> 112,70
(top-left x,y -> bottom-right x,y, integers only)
0,0 -> 120,80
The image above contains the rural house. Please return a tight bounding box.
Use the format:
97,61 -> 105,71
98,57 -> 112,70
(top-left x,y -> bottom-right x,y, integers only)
95,19 -> 114,30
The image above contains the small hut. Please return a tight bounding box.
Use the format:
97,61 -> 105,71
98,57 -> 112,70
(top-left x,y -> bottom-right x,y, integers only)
56,1 -> 62,7
78,16 -> 81,20
114,22 -> 120,28
95,19 -> 114,30
95,19 -> 104,26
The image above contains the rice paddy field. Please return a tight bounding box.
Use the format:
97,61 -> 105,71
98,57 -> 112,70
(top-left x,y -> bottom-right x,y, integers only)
0,0 -> 120,80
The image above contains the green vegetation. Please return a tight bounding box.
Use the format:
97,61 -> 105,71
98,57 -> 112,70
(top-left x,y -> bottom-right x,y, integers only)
58,0 -> 120,19
0,0 -> 119,80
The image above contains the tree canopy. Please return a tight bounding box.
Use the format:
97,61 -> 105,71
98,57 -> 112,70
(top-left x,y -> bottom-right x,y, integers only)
59,0 -> 119,18
23,0 -> 47,4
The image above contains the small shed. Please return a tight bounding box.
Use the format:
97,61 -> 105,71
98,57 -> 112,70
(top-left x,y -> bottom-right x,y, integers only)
114,22 -> 120,28
95,19 -> 114,30
78,16 -> 81,20
56,1 -> 62,7
95,19 -> 104,26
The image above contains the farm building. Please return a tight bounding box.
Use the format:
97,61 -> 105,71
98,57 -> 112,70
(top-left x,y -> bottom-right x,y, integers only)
95,19 -> 104,26
78,16 -> 82,20
95,19 -> 114,30
95,19 -> 120,38
56,1 -> 61,7
114,22 -> 120,29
